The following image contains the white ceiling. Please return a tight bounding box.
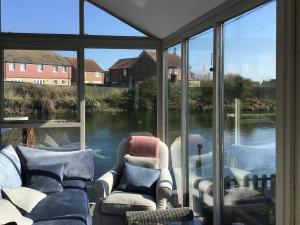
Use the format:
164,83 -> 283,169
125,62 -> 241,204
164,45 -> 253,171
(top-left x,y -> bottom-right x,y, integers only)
91,0 -> 227,39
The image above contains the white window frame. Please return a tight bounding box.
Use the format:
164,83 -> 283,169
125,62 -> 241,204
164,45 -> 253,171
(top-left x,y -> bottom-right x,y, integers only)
8,62 -> 16,71
95,72 -> 100,77
34,79 -> 43,84
19,63 -> 26,71
62,66 -> 67,73
12,79 -> 22,82
53,65 -> 58,73
37,64 -> 44,72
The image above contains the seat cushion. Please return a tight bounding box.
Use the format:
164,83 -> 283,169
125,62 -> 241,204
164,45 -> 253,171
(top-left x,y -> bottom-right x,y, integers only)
101,191 -> 156,216
224,187 -> 266,205
62,179 -> 86,190
32,214 -> 91,225
33,219 -> 86,225
26,189 -> 90,223
198,187 -> 266,207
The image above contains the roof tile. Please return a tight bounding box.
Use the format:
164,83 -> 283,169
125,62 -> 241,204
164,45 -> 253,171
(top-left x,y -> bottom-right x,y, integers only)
4,50 -> 70,66
65,57 -> 104,72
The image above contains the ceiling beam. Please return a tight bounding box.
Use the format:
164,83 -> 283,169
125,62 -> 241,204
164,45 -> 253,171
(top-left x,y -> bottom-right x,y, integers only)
0,33 -> 161,50
162,0 -> 271,48
87,0 -> 158,39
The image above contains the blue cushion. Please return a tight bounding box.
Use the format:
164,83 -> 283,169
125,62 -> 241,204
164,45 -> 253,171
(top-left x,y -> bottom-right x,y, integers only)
17,146 -> 94,181
0,145 -> 22,199
33,219 -> 87,225
117,162 -> 160,195
26,189 -> 90,223
26,163 -> 64,194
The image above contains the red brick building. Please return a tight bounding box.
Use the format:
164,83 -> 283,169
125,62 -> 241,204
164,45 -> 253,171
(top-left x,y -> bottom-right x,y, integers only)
65,58 -> 105,85
108,50 -> 181,86
4,50 -> 72,85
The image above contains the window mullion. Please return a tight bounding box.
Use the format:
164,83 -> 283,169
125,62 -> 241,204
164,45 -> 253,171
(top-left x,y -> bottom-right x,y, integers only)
181,39 -> 189,207
213,23 -> 224,225
80,0 -> 84,36
0,48 -> 4,122
78,48 -> 85,149
156,46 -> 165,140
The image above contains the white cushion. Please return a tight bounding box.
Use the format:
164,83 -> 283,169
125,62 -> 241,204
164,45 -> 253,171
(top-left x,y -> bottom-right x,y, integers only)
124,154 -> 159,169
101,191 -> 156,216
0,199 -> 33,225
2,187 -> 47,213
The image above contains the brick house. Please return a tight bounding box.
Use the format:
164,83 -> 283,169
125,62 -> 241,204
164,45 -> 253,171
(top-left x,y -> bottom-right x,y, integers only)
167,52 -> 182,82
108,50 -> 181,86
65,58 -> 105,84
4,50 -> 72,85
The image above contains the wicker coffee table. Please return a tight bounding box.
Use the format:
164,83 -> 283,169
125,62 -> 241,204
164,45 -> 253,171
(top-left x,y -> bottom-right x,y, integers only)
126,207 -> 202,225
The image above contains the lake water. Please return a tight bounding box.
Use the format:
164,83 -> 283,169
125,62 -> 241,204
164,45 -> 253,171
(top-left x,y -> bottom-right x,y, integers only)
29,110 -> 275,201
84,111 -> 276,179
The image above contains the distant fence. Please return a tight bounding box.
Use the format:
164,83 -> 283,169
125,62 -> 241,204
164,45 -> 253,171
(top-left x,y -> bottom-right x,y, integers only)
85,86 -> 128,99
224,174 -> 276,197
4,82 -> 76,98
5,81 -> 129,99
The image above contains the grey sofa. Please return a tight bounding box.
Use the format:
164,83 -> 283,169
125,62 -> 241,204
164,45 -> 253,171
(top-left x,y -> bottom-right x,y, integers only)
93,137 -> 173,225
0,144 -> 94,225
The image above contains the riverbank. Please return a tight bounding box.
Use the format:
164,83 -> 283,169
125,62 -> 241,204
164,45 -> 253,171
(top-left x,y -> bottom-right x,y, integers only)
4,78 -> 276,118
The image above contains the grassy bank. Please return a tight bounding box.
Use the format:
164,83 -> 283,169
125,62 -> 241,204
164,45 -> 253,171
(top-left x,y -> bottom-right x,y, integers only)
4,75 -> 276,118
4,80 -> 156,117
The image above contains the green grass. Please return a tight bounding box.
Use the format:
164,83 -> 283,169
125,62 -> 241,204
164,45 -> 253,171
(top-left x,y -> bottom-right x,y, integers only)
4,76 -> 276,118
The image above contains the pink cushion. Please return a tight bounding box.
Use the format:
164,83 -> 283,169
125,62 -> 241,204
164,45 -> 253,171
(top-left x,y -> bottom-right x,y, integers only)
128,136 -> 160,158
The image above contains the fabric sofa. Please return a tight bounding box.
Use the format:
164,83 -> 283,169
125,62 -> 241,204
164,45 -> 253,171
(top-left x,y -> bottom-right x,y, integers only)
0,145 -> 94,225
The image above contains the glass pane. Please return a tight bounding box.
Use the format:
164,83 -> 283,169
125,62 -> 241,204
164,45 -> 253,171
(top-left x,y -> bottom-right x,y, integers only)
85,49 -> 157,201
4,50 -> 78,121
188,29 -> 214,221
0,127 -> 80,150
1,0 -> 79,34
166,44 -> 182,207
223,2 -> 276,225
84,1 -> 146,36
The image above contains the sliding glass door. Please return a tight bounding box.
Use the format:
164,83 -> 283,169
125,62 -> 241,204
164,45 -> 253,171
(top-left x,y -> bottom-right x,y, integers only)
166,44 -> 183,207
188,29 -> 214,223
222,2 -> 276,225
166,1 -> 277,224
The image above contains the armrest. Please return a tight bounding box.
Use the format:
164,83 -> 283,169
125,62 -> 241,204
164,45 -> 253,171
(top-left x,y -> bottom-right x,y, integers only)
156,168 -> 173,209
93,166 -> 121,199
197,179 -> 213,196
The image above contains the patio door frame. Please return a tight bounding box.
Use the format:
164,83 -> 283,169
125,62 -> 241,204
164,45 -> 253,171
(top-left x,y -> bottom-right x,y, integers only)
162,0 -> 295,224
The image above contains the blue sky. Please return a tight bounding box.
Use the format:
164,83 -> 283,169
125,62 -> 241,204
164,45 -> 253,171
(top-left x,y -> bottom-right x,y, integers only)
170,1 -> 276,82
2,0 -> 276,79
